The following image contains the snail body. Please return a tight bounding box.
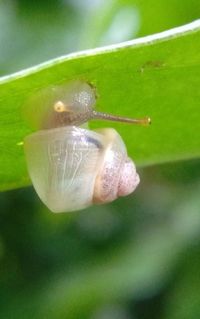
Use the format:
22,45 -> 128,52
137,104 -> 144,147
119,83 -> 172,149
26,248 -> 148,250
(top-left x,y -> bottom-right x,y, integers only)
24,81 -> 149,213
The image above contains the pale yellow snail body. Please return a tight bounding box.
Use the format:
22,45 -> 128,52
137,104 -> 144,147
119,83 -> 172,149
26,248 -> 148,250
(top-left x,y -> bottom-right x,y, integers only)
24,81 -> 150,213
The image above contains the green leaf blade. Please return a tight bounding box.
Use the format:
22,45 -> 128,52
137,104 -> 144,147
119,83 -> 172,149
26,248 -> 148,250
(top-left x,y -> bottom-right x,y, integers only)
1,20 -> 200,191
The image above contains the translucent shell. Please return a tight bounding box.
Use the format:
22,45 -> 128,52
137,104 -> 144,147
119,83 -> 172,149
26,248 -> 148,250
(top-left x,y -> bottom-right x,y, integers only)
24,127 -> 139,213
24,126 -> 102,212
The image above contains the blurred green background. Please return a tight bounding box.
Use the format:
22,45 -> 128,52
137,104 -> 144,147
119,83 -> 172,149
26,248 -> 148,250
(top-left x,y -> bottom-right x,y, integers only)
1,0 -> 200,318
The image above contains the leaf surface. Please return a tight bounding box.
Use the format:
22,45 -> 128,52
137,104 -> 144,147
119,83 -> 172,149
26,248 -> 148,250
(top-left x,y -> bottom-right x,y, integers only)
1,20 -> 200,190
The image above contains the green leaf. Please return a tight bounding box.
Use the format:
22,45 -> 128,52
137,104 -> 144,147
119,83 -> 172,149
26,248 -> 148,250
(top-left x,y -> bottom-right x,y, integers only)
1,20 -> 200,191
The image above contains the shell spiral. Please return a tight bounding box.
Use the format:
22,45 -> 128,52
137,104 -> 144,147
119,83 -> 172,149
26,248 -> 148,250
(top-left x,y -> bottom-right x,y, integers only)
93,128 -> 140,204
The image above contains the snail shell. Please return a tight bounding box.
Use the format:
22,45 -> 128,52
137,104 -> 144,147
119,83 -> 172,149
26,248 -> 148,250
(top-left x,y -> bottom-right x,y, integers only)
23,81 -> 148,213
24,126 -> 139,212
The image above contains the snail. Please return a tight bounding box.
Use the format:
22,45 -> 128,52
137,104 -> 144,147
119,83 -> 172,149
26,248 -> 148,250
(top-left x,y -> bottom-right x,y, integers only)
23,81 -> 150,213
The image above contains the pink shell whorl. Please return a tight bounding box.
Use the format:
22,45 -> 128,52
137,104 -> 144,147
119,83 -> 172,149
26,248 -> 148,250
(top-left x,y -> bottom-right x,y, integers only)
117,158 -> 140,197
93,151 -> 140,204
